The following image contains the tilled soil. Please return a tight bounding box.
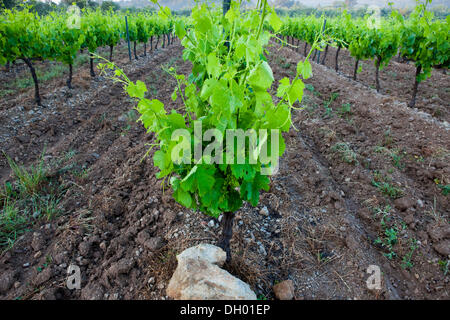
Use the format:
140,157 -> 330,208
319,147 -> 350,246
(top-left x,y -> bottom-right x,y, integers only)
0,39 -> 448,300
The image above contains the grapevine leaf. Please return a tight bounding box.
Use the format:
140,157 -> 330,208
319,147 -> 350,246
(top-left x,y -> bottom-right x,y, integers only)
296,60 -> 312,80
247,61 -> 274,91
240,173 -> 270,206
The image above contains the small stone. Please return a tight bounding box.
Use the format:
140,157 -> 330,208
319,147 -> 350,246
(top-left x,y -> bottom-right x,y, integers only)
31,232 -> 44,251
273,280 -> 295,300
99,242 -> 107,251
260,206 -> 269,217
208,220 -> 215,228
258,243 -> 267,256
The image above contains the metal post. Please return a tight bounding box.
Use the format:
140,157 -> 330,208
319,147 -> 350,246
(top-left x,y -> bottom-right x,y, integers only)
125,16 -> 132,62
223,0 -> 231,50
223,0 -> 231,15
317,19 -> 326,64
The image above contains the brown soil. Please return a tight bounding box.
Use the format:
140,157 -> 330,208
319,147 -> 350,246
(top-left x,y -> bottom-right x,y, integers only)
0,39 -> 448,300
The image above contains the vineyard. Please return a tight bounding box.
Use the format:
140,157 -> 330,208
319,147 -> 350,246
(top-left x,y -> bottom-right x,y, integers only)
0,0 -> 449,301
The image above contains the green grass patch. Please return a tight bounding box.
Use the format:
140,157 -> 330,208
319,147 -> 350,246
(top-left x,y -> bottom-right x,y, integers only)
0,151 -> 76,251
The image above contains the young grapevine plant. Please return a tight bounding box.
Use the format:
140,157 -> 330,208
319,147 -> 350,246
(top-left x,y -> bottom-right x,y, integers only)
99,0 -> 316,261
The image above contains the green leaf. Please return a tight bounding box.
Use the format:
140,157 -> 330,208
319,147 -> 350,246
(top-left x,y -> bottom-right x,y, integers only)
248,61 -> 274,91
268,11 -> 282,33
289,78 -> 305,105
296,60 -> 312,80
181,164 -> 216,197
231,164 -> 256,181
126,80 -> 147,99
174,20 -> 186,39
276,77 -> 290,99
153,150 -> 168,171
206,53 -> 221,78
171,89 -> 177,102
173,188 -> 193,208
240,173 -> 270,206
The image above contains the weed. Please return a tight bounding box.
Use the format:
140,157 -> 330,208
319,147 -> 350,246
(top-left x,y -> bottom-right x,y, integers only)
382,129 -> 394,147
121,124 -> 131,136
305,84 -> 320,97
371,172 -> 402,199
73,167 -> 90,179
0,151 -> 69,250
437,184 -> 449,196
3,151 -> 47,196
374,146 -> 405,170
281,61 -> 291,69
323,92 -> 339,117
425,197 -> 447,223
413,154 -> 424,163
374,208 -> 398,260
372,180 -> 403,199
338,103 -> 352,119
391,150 -> 406,170
331,142 -> 359,165
0,198 -> 28,249
317,250 -> 332,264
438,259 -> 449,275
0,89 -> 15,97
401,239 -> 418,270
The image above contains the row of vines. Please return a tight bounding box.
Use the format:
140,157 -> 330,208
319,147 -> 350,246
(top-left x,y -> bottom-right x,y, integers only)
280,0 -> 449,107
0,6 -> 178,105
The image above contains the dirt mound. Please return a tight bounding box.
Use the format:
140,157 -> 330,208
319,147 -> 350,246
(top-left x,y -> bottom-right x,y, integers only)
0,40 -> 448,300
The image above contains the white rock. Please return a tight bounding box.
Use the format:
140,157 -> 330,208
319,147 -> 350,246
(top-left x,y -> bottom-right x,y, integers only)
167,244 -> 257,300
